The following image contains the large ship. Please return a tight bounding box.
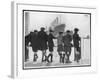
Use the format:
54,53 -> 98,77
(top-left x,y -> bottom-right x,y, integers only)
49,15 -> 66,36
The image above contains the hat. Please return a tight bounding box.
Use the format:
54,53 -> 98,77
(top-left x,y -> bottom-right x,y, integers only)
74,28 -> 79,32
66,30 -> 70,33
49,29 -> 54,32
59,32 -> 63,34
34,30 -> 38,32
41,27 -> 45,31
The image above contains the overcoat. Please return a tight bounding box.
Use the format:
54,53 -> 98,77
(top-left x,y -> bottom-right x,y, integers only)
63,34 -> 72,53
30,32 -> 39,52
73,33 -> 80,48
38,31 -> 48,50
57,35 -> 64,52
48,33 -> 55,51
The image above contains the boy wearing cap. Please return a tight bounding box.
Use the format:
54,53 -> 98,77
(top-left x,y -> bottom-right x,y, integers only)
38,27 -> 48,62
73,28 -> 81,62
57,32 -> 64,63
47,30 -> 56,63
30,30 -> 39,62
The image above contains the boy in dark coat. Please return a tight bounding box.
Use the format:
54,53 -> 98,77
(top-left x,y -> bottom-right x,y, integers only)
38,27 -> 48,62
63,30 -> 73,63
30,30 -> 39,62
47,30 -> 56,63
73,28 -> 81,62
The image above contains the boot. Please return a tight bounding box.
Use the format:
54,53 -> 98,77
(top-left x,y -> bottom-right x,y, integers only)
62,54 -> 65,63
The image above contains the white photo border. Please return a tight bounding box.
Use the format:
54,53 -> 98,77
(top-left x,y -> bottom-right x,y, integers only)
11,1 -> 97,78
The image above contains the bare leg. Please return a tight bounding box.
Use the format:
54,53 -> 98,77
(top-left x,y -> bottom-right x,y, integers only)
42,50 -> 46,62
47,52 -> 53,63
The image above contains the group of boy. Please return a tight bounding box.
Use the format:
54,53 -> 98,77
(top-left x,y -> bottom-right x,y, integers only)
25,27 -> 81,63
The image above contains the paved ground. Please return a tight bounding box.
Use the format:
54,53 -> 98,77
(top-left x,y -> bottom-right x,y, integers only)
24,46 -> 90,69
24,59 -> 90,69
